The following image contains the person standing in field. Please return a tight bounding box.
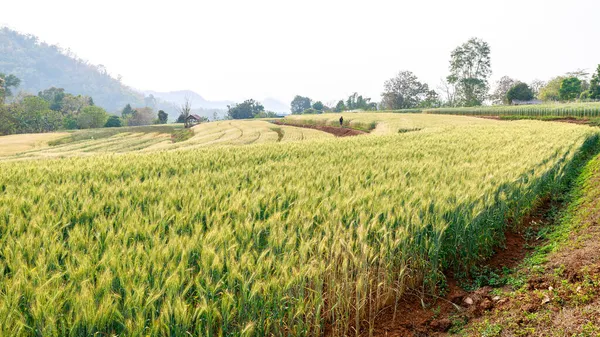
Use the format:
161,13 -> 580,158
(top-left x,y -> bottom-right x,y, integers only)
339,116 -> 344,127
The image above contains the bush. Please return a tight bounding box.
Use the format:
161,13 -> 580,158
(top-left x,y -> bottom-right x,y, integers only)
105,115 -> 122,128
63,116 -> 78,130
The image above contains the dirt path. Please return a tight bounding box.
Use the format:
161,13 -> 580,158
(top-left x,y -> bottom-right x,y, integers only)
364,200 -> 555,337
271,121 -> 367,137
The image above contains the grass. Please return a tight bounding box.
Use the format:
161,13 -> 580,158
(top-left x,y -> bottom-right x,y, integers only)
0,115 -> 598,336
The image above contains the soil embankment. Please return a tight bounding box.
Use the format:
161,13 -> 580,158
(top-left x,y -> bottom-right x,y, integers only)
271,120 -> 367,137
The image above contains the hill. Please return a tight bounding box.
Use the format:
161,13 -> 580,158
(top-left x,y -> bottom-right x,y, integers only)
0,28 -> 290,119
146,89 -> 291,114
0,27 -> 144,112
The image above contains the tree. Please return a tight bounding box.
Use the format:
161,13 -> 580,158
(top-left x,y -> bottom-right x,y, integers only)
178,98 -> 193,126
529,79 -> 546,99
588,65 -> 600,99
0,73 -> 21,103
447,38 -> 491,107
38,87 -> 66,111
227,99 -> 264,119
122,104 -> 134,118
506,83 -> 534,103
437,78 -> 457,107
381,71 -> 431,109
418,90 -> 442,108
144,94 -> 157,109
301,108 -> 319,114
291,96 -> 311,114
538,77 -> 565,101
334,100 -> 346,112
105,115 -> 122,128
10,96 -> 63,133
77,106 -> 108,129
312,101 -> 324,111
345,92 -> 377,110
559,77 -> 582,101
490,76 -> 517,105
61,94 -> 91,116
157,110 -> 168,124
128,107 -> 155,126
0,105 -> 16,135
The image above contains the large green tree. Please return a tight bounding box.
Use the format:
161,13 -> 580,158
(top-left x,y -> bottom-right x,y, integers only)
589,65 -> 600,99
105,115 -> 122,128
312,101 -> 324,111
38,87 -> 66,111
122,104 -> 134,118
559,77 -> 582,101
12,96 -> 63,133
538,77 -> 565,101
334,100 -> 346,112
157,110 -> 168,124
290,96 -> 311,114
381,70 -> 431,109
345,92 -> 377,110
77,106 -> 108,129
0,105 -> 16,135
506,82 -> 534,103
447,38 -> 491,107
227,99 -> 264,119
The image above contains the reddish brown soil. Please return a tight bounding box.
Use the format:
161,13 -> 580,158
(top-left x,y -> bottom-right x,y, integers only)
363,199 -> 554,337
271,120 -> 367,137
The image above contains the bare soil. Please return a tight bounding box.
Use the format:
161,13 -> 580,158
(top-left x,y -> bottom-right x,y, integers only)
365,161 -> 600,337
363,200 -> 556,337
271,120 -> 367,137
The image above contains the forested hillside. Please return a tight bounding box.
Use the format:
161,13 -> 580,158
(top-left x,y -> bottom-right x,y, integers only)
0,28 -> 143,112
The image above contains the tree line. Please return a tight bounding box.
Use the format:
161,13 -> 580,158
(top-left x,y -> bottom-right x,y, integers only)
290,92 -> 378,115
290,38 -> 600,114
0,75 -> 170,136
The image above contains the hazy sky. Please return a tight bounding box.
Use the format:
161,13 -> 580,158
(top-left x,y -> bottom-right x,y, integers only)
2,0 -> 599,105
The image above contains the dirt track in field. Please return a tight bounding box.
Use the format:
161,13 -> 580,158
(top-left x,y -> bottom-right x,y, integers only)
271,120 -> 367,137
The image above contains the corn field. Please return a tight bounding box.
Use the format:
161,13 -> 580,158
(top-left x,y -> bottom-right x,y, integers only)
421,102 -> 600,117
0,115 -> 597,336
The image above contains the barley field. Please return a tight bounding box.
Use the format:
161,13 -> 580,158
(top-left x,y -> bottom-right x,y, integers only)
0,115 -> 597,336
0,121 -> 332,160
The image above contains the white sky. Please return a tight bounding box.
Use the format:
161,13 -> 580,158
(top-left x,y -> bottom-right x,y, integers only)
1,0 -> 599,105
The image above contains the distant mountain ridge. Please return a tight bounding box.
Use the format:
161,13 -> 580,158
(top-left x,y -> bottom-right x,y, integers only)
0,27 -> 144,112
146,90 -> 290,113
143,90 -> 234,110
0,27 -> 290,117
